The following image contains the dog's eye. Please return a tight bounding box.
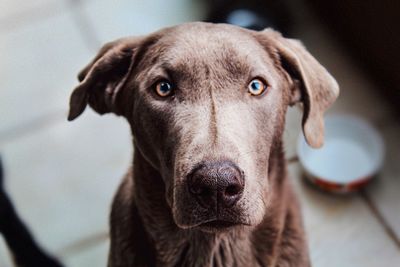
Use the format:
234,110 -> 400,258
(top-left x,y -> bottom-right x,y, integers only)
248,78 -> 268,96
155,80 -> 173,97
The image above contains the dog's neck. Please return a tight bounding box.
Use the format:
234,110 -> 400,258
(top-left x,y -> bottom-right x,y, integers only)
132,142 -> 293,267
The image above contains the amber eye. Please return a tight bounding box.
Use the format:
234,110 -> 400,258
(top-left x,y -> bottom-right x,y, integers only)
155,80 -> 173,97
248,78 -> 268,96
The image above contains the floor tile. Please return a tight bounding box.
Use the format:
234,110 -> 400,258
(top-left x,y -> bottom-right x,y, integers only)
0,10 -> 92,137
0,110 -> 131,260
76,0 -> 207,45
289,163 -> 400,267
0,0 -> 59,20
0,0 -> 68,33
62,237 -> 109,267
365,122 -> 400,238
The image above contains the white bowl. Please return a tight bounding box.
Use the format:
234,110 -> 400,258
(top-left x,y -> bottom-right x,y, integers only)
297,115 -> 385,193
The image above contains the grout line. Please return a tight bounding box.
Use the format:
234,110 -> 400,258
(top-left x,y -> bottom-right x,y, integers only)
65,0 -> 102,51
0,110 -> 67,146
359,189 -> 400,250
56,231 -> 108,257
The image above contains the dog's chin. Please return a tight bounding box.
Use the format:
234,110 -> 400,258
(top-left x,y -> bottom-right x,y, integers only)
174,217 -> 250,233
196,220 -> 246,233
175,218 -> 251,233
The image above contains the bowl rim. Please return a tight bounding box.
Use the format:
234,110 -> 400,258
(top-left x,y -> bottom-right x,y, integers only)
297,114 -> 385,185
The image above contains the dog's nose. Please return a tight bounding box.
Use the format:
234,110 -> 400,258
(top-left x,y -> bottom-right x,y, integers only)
188,161 -> 244,209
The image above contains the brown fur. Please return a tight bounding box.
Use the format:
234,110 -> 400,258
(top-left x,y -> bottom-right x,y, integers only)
68,22 -> 338,267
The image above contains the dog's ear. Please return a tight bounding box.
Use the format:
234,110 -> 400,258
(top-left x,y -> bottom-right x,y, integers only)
68,36 -> 144,121
258,29 -> 339,148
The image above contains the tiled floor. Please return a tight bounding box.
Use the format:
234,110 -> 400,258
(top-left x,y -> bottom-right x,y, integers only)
0,0 -> 399,266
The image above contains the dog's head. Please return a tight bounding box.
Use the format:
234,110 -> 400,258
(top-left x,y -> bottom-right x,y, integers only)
68,23 -> 338,232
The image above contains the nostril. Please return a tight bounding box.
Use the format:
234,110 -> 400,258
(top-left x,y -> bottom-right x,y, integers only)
188,173 -> 217,209
224,184 -> 242,197
191,183 -> 212,196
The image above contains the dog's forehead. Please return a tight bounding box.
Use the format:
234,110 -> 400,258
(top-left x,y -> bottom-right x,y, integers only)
167,24 -> 256,51
155,23 -> 272,70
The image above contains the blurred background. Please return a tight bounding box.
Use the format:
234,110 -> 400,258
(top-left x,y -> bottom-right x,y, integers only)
0,0 -> 399,266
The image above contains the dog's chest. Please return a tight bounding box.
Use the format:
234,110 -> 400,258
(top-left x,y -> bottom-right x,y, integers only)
157,234 -> 261,267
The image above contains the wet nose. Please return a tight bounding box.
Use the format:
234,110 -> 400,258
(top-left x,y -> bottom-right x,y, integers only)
188,161 -> 244,209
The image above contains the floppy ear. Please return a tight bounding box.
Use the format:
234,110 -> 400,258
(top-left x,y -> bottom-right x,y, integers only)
68,36 -> 144,121
259,29 -> 339,148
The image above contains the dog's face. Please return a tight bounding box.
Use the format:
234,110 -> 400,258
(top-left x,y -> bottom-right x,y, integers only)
68,23 -> 338,231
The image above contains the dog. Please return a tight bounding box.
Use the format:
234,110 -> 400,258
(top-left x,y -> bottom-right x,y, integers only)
0,22 -> 338,267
